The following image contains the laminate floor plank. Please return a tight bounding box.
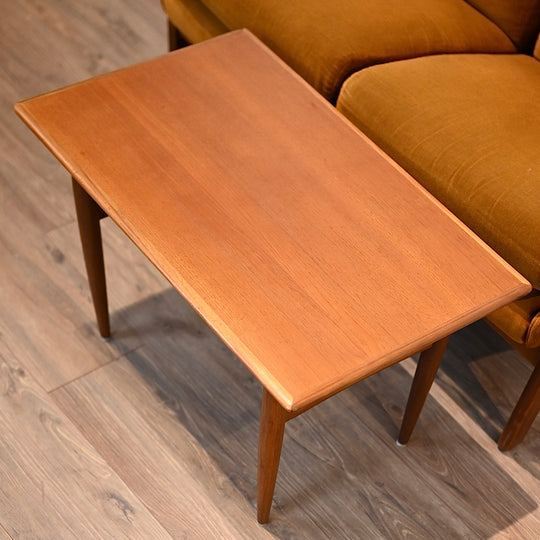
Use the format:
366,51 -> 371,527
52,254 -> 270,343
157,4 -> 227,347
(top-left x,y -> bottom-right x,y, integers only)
399,356 -> 540,540
0,0 -> 165,96
342,382 -> 535,537
471,351 -> 540,475
0,207 -> 163,390
0,343 -> 172,539
52,353 -> 275,539
434,323 -> 540,478
0,117 -> 74,237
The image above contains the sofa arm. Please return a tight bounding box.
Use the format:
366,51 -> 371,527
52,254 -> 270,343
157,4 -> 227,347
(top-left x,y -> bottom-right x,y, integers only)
486,292 -> 540,350
526,311 -> 540,348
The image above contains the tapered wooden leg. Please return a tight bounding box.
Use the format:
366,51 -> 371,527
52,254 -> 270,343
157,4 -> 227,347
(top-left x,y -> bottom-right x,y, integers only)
498,361 -> 540,450
72,178 -> 110,338
258,388 -> 287,523
398,336 -> 449,445
168,19 -> 189,51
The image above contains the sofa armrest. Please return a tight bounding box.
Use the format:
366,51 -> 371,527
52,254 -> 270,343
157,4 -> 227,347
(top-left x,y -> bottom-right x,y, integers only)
486,292 -> 540,349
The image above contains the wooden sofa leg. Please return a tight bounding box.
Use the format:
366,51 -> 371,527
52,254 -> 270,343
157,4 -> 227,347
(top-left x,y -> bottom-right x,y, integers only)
398,336 -> 449,445
257,389 -> 287,523
72,178 -> 110,338
498,361 -> 540,451
168,19 -> 189,51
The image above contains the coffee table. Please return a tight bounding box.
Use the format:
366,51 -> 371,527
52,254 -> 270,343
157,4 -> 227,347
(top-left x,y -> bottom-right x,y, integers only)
16,30 -> 530,523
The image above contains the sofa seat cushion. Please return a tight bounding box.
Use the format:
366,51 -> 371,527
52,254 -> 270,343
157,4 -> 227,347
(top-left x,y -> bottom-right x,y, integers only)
162,0 -> 516,101
337,54 -> 540,290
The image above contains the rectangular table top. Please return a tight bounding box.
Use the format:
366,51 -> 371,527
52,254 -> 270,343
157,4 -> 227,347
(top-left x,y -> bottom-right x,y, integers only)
16,30 -> 530,411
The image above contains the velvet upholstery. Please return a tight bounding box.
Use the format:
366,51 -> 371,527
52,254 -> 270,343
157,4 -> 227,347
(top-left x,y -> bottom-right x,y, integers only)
465,0 -> 540,51
162,0 -> 516,101
337,54 -> 540,291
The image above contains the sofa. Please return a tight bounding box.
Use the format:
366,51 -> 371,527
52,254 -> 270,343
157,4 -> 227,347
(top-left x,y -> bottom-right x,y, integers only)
161,0 -> 540,449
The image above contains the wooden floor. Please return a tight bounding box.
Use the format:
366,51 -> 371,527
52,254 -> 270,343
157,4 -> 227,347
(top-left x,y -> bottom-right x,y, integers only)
1,1 -> 538,538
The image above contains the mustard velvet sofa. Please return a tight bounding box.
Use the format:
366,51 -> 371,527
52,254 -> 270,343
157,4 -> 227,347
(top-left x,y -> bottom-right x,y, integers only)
161,0 -> 540,449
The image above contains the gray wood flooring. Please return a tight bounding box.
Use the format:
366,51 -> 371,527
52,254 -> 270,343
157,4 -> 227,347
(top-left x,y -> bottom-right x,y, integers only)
1,0 -> 538,537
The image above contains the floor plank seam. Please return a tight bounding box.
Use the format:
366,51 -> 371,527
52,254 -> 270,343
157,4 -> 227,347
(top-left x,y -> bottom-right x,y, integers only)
47,345 -> 145,394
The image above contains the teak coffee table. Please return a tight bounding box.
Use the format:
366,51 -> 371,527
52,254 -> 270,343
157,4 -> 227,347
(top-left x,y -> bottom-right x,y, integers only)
16,30 -> 530,523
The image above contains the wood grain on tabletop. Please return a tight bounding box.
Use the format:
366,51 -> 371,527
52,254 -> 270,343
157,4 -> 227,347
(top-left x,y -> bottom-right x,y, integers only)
15,30 -> 530,411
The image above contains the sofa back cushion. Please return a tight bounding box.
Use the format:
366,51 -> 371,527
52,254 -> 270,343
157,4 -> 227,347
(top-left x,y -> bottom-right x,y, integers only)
466,0 -> 540,51
196,0 -> 515,101
535,32 -> 540,58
